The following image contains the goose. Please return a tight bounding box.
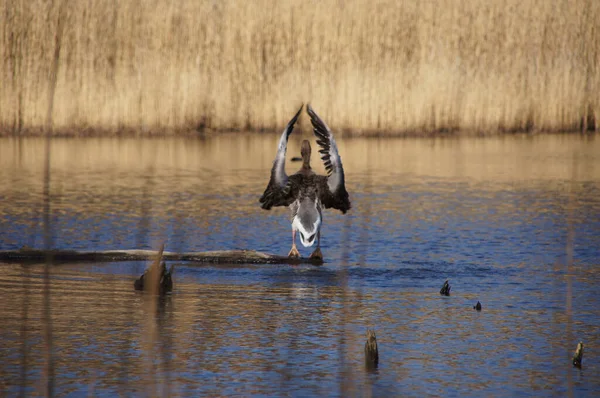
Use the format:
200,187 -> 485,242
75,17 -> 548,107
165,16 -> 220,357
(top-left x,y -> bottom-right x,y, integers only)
259,104 -> 351,260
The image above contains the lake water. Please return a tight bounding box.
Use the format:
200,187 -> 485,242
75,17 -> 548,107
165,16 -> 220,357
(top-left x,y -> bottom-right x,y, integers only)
0,134 -> 599,396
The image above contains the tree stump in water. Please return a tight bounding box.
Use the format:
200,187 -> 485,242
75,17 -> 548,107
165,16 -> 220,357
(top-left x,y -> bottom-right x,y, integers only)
133,244 -> 174,295
572,342 -> 584,368
440,279 -> 451,296
364,329 -> 379,370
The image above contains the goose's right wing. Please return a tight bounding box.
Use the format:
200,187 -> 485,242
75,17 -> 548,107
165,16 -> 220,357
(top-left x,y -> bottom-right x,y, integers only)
259,105 -> 303,209
307,104 -> 351,213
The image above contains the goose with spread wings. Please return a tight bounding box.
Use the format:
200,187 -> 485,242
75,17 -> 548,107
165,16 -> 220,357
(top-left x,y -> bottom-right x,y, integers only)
259,104 -> 351,260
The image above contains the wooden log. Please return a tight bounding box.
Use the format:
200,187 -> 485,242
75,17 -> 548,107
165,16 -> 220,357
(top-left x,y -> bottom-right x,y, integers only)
0,248 -> 323,265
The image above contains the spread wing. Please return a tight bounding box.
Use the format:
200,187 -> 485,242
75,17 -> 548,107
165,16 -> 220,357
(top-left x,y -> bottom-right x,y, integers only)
307,104 -> 351,214
259,105 -> 303,209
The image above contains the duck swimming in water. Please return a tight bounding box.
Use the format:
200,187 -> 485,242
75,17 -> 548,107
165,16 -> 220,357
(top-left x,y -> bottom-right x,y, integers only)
259,104 -> 351,260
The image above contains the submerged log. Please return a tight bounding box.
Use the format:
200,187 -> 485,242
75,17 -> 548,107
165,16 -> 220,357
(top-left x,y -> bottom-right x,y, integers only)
364,329 -> 379,370
0,248 -> 323,265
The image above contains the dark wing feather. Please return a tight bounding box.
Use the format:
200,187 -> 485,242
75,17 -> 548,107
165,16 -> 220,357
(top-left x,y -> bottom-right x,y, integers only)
316,175 -> 350,213
307,104 -> 351,213
259,105 -> 303,209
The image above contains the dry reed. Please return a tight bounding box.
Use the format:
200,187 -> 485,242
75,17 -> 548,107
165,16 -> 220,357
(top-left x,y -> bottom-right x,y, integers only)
1,0 -> 598,136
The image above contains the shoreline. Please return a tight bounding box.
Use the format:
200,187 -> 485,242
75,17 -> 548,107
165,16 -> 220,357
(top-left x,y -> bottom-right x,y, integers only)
0,125 -> 596,139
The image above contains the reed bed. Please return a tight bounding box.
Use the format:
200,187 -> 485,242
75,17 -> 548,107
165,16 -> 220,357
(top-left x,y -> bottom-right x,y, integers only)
1,0 -> 598,136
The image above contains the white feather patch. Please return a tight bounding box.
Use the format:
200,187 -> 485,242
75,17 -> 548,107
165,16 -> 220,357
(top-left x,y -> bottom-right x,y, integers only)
292,215 -> 321,248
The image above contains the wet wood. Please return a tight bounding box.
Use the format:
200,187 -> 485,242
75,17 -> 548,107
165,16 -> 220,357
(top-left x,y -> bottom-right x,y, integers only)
134,244 -> 174,294
0,248 -> 323,265
364,329 -> 379,370
572,342 -> 584,368
440,279 -> 451,296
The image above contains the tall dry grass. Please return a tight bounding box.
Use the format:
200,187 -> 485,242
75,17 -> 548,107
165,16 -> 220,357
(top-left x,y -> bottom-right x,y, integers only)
1,0 -> 598,136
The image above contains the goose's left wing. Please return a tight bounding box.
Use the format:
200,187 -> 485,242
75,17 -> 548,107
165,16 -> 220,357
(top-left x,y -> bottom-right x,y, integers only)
307,104 -> 351,213
259,105 -> 303,209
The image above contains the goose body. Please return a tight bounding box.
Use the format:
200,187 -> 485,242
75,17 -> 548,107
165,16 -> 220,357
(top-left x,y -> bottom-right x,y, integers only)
260,104 -> 351,259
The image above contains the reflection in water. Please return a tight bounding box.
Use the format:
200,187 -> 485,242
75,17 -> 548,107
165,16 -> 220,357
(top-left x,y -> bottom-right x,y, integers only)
0,135 -> 599,396
42,136 -> 55,397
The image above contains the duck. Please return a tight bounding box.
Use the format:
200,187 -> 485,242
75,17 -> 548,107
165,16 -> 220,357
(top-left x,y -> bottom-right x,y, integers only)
259,104 -> 351,260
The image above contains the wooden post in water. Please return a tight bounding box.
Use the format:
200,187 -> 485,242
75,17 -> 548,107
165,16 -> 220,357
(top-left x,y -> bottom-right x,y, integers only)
364,329 -> 379,370
134,244 -> 174,295
440,279 -> 451,296
572,342 -> 584,368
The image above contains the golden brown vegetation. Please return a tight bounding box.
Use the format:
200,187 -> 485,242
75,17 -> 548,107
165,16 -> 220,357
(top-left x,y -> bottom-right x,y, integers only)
1,0 -> 598,136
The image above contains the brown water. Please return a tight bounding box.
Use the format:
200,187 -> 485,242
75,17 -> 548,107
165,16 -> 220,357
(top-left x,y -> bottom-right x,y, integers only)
0,134 -> 599,396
